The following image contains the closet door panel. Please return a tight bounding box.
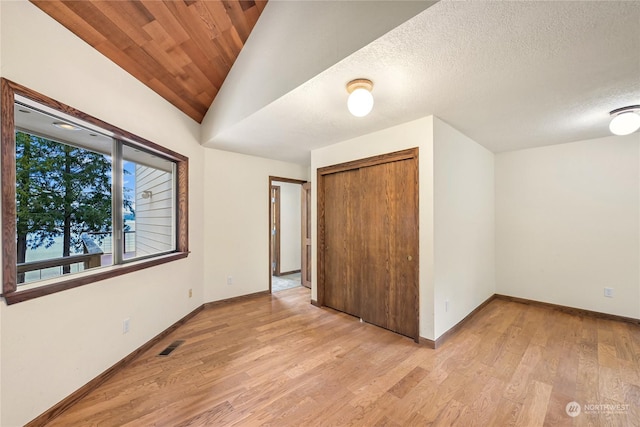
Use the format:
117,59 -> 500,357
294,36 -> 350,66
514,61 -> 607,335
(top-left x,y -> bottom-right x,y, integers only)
386,158 -> 419,339
323,169 -> 361,317
360,159 -> 418,339
359,162 -> 389,329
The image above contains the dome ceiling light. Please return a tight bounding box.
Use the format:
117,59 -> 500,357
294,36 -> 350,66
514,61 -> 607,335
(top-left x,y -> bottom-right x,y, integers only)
346,79 -> 374,117
609,105 -> 640,136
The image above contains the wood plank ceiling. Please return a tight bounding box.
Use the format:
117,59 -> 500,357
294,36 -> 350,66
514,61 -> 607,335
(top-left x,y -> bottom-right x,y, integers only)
30,0 -> 268,123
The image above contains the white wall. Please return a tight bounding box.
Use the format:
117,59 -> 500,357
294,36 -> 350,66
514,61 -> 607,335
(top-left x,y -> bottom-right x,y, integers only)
274,181 -> 302,274
311,116 -> 436,339
0,2 -> 205,426
203,150 -> 308,303
433,118 -> 495,338
496,135 -> 640,318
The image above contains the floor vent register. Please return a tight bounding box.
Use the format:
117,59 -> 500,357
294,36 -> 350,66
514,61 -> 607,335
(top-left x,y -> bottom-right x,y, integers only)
158,340 -> 185,356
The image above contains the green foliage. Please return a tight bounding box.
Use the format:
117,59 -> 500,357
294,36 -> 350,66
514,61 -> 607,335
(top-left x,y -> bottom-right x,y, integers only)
16,131 -> 113,255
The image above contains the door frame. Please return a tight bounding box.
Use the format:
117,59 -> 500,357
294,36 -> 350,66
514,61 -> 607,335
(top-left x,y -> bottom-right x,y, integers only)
317,148 -> 419,340
271,185 -> 281,276
269,176 -> 308,294
301,182 -> 312,289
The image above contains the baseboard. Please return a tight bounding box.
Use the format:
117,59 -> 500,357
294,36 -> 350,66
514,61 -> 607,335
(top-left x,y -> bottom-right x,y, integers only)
418,337 -> 436,349
204,290 -> 270,309
310,299 -> 320,307
428,294 -> 497,349
494,294 -> 640,325
26,304 -> 204,427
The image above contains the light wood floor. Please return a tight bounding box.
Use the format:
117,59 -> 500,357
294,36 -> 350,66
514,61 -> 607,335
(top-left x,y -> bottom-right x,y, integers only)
45,287 -> 639,426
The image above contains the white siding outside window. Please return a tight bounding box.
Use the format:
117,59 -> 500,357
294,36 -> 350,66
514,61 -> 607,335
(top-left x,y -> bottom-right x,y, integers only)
134,165 -> 175,257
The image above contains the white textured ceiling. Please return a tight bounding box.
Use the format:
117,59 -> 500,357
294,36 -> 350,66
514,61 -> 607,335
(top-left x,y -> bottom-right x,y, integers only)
205,0 -> 640,165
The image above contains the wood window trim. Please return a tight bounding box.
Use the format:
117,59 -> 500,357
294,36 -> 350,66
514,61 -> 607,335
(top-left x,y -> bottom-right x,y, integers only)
1,78 -> 189,305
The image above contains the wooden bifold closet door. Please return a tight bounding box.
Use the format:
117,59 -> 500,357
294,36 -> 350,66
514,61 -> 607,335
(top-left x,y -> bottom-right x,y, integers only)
318,148 -> 419,341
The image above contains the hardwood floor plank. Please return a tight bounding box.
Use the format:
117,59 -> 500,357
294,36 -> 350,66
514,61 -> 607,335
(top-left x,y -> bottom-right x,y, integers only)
41,288 -> 639,427
599,366 -> 627,404
432,398 -> 466,425
373,415 -> 403,427
543,389 -> 575,426
553,340 -> 580,398
173,401 -> 235,427
452,360 -> 495,406
462,376 -> 506,426
490,348 -> 522,382
387,366 -> 429,399
488,397 -> 523,426
623,383 -> 640,424
514,380 -> 553,427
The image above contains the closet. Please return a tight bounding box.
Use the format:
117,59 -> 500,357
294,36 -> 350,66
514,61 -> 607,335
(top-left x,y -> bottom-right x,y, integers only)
318,148 -> 419,341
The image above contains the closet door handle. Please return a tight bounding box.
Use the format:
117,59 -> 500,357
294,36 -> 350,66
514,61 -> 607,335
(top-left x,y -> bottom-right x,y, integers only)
407,255 -> 413,261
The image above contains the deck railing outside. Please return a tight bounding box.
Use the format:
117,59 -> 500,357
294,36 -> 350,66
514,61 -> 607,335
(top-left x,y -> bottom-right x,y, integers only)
87,231 -> 136,254
16,231 -> 135,284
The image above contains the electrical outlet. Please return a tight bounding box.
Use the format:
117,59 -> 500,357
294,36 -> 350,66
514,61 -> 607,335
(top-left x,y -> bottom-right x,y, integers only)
123,318 -> 130,334
604,287 -> 614,298
445,299 -> 449,312
188,288 -> 192,298
227,276 -> 233,286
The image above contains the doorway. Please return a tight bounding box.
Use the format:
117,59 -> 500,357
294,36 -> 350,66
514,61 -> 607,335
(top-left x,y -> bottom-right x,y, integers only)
269,176 -> 310,293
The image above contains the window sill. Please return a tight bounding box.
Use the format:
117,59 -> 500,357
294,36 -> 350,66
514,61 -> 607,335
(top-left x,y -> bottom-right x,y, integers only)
3,251 -> 189,305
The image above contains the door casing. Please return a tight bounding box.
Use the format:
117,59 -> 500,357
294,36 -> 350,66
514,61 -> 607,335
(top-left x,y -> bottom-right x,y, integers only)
271,185 -> 281,276
301,182 -> 312,289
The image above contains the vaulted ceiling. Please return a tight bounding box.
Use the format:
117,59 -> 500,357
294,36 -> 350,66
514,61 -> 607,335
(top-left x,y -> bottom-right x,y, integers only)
31,0 -> 267,123
29,1 -> 640,165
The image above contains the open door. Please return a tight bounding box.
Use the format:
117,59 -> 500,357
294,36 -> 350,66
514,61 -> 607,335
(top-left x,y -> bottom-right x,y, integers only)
301,182 -> 311,289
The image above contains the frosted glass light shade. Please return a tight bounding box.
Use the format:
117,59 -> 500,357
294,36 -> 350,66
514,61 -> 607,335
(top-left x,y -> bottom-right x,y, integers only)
347,88 -> 374,117
346,79 -> 374,117
609,111 -> 640,136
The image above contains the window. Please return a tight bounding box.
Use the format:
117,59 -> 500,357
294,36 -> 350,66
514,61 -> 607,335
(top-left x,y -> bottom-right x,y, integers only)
1,79 -> 188,304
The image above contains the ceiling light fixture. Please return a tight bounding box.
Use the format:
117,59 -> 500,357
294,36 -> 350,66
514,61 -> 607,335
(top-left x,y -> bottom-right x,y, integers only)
346,79 -> 374,117
609,105 -> 640,136
53,122 -> 81,131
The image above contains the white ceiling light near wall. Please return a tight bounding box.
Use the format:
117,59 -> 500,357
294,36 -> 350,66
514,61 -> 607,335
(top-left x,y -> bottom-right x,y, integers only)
346,79 -> 374,117
53,121 -> 81,131
609,105 -> 640,136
